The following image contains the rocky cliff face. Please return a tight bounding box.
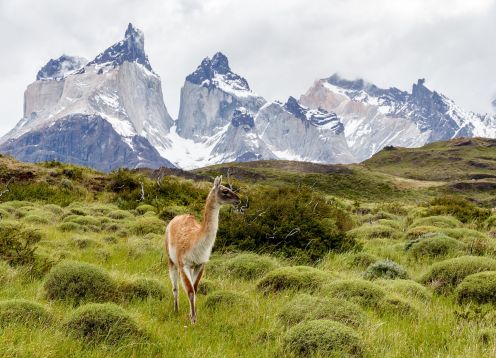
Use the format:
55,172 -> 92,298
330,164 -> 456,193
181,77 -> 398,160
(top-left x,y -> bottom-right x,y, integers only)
0,23 -> 175,171
300,74 -> 496,161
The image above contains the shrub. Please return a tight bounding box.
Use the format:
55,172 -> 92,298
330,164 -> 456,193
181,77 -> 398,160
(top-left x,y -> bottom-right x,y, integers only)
130,217 -> 164,235
143,233 -> 162,241
277,294 -> 366,328
0,221 -> 41,266
376,279 -> 431,302
407,235 -> 465,260
426,196 -> 491,224
108,210 -> 134,220
440,228 -> 487,241
349,252 -> 379,269
323,279 -> 386,307
405,226 -> 440,240
64,215 -> 101,227
44,261 -> 117,305
204,290 -> 251,309
65,303 -> 141,344
363,260 -> 408,280
22,214 -> 49,224
73,237 -> 99,249
347,224 -> 401,240
0,299 -> 52,327
377,295 -> 419,317
0,261 -> 16,283
410,215 -> 462,229
217,185 -> 356,262
43,204 -> 65,216
256,266 -> 333,294
57,222 -> 83,232
377,219 -> 404,231
221,253 -> 281,280
455,271 -> 496,305
136,204 -> 156,215
103,235 -> 118,244
283,319 -> 364,357
484,216 -> 496,230
421,256 -> 496,294
120,278 -> 166,300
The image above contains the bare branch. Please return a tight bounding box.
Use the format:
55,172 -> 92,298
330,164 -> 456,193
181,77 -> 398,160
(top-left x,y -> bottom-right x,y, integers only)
137,181 -> 145,202
0,178 -> 13,198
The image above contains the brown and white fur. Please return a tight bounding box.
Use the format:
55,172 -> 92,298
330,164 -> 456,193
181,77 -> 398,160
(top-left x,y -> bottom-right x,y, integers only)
165,176 -> 240,323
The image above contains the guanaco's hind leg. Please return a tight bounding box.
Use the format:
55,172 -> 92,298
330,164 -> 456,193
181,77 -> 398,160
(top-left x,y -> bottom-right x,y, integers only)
168,259 -> 179,313
179,264 -> 197,324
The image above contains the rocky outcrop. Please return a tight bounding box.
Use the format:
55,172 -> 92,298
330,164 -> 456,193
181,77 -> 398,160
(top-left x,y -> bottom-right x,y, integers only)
0,115 -> 172,172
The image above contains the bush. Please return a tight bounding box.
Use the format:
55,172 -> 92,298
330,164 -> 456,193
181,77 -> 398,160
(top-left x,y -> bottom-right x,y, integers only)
108,210 -> 134,220
22,214 -> 49,224
376,279 -> 431,302
347,224 -> 401,240
406,235 -> 465,260
421,256 -> 496,294
324,279 -> 386,307
43,204 -> 65,216
143,233 -> 162,241
277,294 -> 366,328
44,261 -> 117,305
136,204 -> 156,215
283,319 -> 364,357
57,222 -> 83,232
220,253 -> 281,280
376,219 -> 404,231
0,299 -> 52,327
377,295 -> 419,317
455,271 -> 496,305
349,252 -> 379,269
217,185 -> 356,262
65,303 -> 141,344
130,217 -> 164,235
405,226 -> 440,240
0,221 -> 41,266
410,215 -> 462,229
0,261 -> 16,283
256,266 -> 333,294
204,290 -> 250,309
363,260 -> 408,280
120,278 -> 166,300
484,216 -> 496,230
426,196 -> 491,224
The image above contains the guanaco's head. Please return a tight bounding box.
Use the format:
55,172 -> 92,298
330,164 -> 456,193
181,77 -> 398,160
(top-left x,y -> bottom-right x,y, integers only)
212,175 -> 240,205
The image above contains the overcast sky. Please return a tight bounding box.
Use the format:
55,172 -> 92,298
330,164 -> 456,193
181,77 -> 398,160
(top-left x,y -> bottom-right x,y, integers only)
1,0 -> 495,136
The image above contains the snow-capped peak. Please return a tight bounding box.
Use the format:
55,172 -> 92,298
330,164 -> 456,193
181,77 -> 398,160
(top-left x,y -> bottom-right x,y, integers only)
87,23 -> 152,71
284,96 -> 340,128
36,55 -> 87,81
185,52 -> 258,97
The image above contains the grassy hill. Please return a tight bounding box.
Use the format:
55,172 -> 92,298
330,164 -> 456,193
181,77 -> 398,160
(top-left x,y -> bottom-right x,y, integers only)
1,140 -> 496,357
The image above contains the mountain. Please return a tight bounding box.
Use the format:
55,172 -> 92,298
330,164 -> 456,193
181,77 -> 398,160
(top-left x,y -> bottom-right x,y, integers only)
300,74 -> 496,161
0,23 -> 174,171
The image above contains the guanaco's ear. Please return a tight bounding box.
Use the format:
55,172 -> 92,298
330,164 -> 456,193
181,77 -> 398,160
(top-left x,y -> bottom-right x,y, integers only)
213,175 -> 222,188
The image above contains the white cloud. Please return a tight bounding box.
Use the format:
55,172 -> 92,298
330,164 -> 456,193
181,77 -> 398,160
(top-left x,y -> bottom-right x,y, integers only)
0,0 -> 495,136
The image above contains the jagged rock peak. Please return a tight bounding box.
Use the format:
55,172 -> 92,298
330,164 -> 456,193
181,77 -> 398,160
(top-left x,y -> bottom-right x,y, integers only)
186,52 -> 250,91
87,23 -> 152,71
36,55 -> 87,81
284,96 -> 340,128
231,107 -> 254,128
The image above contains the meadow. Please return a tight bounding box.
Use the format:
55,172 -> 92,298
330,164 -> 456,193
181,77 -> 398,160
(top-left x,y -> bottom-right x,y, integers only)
1,138 -> 496,357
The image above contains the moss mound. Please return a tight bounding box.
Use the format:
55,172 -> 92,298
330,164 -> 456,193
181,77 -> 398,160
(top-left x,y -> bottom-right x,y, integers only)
0,299 -> 52,327
204,290 -> 251,309
455,271 -> 496,305
421,256 -> 496,294
44,261 -> 117,305
65,303 -> 141,344
363,259 -> 408,280
120,278 -> 165,300
411,215 -> 462,229
277,294 -> 366,328
256,266 -> 332,294
376,279 -> 431,301
221,253 -> 281,280
324,279 -> 386,307
407,235 -> 465,260
283,319 -> 364,357
347,224 -> 401,240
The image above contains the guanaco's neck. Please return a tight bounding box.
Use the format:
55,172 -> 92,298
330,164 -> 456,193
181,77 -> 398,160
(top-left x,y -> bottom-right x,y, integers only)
199,189 -> 220,243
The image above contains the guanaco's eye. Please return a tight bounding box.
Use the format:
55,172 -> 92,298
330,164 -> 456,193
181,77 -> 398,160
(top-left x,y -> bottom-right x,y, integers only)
222,189 -> 229,194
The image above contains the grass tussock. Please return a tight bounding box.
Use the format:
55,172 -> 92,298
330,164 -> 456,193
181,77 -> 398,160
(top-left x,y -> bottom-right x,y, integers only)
256,266 -> 333,294
363,259 -> 409,280
0,299 -> 52,327
455,271 -> 496,305
217,253 -> 281,280
204,290 -> 251,309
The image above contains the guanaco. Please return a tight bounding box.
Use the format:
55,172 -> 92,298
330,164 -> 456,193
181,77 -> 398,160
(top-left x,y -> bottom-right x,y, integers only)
165,175 -> 240,323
